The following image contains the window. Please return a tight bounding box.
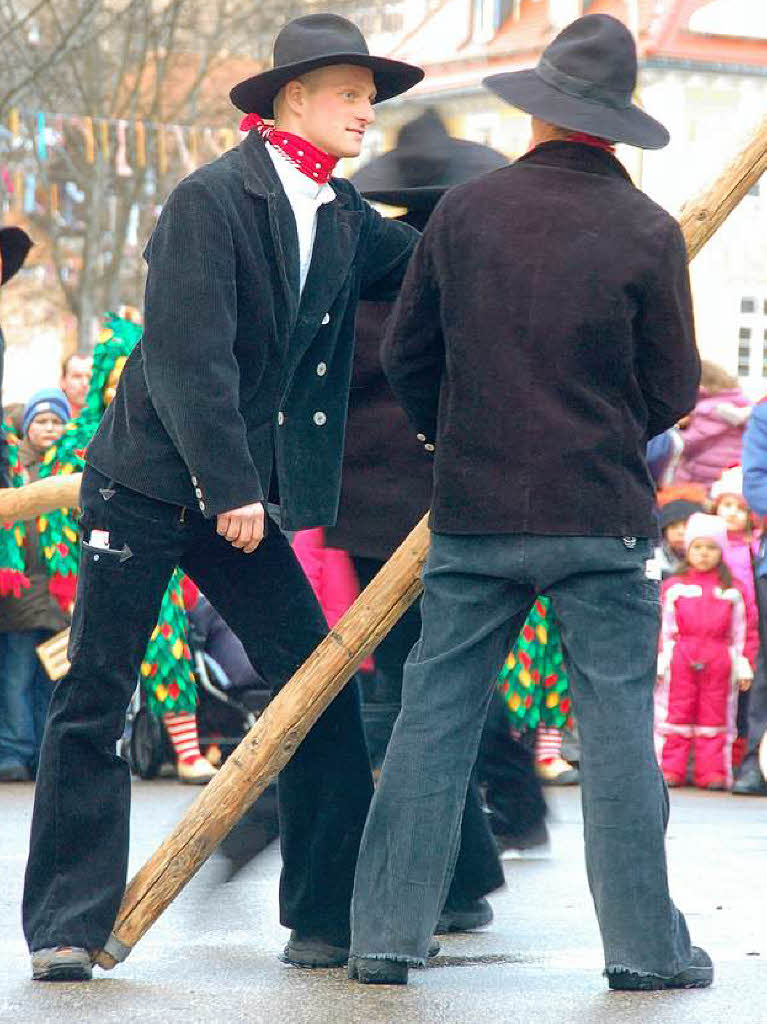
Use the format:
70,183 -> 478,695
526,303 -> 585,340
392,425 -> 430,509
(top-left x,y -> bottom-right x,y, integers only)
741,297 -> 756,314
738,330 -> 751,377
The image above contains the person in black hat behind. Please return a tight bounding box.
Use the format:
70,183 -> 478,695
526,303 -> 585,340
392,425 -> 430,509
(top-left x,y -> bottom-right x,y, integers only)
23,13 -> 424,981
349,14 -> 710,990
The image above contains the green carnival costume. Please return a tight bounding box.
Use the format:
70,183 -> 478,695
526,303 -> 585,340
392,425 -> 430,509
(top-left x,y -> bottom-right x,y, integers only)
497,596 -> 573,731
32,313 -> 195,715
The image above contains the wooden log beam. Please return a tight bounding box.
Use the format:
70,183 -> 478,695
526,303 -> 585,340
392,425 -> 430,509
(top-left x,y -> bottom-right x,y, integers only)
679,115 -> 767,262
0,472 -> 81,520
83,113 -> 767,969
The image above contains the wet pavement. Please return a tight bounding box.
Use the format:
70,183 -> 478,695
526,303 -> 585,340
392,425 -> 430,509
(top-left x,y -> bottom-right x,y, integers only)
0,780 -> 765,1023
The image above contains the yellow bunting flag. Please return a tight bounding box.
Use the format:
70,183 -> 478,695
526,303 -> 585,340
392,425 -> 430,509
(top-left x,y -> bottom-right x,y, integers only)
83,117 -> 95,163
8,108 -> 19,138
135,120 -> 147,168
51,183 -> 60,215
99,119 -> 110,157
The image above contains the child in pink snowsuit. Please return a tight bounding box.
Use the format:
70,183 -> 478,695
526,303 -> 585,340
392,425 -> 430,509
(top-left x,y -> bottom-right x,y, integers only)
710,466 -> 760,672
656,513 -> 753,790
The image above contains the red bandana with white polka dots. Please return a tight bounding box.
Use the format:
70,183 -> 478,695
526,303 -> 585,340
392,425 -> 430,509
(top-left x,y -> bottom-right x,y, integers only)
240,114 -> 338,184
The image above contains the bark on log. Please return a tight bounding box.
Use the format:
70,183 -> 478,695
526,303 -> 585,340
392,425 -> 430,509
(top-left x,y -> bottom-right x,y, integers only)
0,472 -> 81,520
85,114 -> 767,970
679,115 -> 767,262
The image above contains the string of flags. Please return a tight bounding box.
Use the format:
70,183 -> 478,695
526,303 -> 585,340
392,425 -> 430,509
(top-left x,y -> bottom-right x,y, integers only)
1,107 -> 244,217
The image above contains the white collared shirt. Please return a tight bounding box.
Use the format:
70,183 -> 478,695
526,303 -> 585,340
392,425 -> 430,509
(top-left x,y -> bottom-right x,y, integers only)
266,143 -> 336,295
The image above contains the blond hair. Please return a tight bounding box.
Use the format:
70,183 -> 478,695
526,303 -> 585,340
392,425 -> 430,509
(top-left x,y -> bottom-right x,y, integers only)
700,360 -> 738,394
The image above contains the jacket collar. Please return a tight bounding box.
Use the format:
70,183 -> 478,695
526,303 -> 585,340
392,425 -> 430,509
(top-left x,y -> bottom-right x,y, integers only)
516,140 -> 634,184
240,128 -> 363,357
241,129 -> 353,209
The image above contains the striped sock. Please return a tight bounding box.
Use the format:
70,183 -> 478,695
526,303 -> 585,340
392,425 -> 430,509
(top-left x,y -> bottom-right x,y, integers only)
536,726 -> 563,764
163,712 -> 202,765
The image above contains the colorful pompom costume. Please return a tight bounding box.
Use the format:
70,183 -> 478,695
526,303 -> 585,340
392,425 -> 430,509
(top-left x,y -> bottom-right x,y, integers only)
13,314 -> 197,716
497,596 -> 573,732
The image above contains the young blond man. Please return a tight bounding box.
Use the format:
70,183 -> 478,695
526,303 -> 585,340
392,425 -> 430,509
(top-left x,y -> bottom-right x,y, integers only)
24,13 -> 422,981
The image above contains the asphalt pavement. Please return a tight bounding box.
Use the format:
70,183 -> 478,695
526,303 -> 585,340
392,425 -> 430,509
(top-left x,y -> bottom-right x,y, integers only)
0,780 -> 765,1023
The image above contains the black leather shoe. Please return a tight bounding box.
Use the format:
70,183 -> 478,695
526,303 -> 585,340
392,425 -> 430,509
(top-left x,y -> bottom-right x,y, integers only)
436,897 -> 493,934
281,932 -> 349,968
607,947 -> 713,991
282,933 -> 439,968
732,761 -> 767,796
348,956 -> 408,985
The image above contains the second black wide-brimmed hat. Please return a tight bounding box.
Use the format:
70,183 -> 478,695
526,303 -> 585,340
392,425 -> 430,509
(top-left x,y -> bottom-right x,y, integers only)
484,14 -> 669,150
351,109 -> 507,209
230,13 -> 424,118
0,226 -> 33,285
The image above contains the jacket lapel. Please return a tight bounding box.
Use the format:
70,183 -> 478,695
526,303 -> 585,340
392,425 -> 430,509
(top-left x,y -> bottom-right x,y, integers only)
241,132 -> 300,335
299,190 -> 363,323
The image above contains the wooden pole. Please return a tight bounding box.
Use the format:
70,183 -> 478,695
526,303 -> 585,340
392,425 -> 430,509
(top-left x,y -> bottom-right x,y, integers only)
0,472 -> 81,520
679,115 -> 767,262
77,114 -> 767,969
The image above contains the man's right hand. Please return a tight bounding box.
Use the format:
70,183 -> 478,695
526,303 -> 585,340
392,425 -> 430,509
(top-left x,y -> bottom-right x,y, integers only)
216,502 -> 265,554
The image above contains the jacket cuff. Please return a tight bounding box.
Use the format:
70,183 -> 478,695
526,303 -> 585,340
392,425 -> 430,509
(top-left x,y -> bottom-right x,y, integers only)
187,469 -> 265,519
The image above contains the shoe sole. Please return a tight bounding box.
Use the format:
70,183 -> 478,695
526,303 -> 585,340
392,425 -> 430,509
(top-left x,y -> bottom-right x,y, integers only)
435,907 -> 493,934
32,962 -> 92,982
608,972 -> 712,991
348,958 -> 408,985
281,943 -> 349,969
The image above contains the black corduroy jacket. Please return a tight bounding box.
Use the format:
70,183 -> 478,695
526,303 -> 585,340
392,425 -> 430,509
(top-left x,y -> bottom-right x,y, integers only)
324,300 -> 434,560
382,142 -> 701,538
87,131 -> 417,530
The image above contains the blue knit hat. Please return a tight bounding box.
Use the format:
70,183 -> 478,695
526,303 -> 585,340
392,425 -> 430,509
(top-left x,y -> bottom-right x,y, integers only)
22,388 -> 71,437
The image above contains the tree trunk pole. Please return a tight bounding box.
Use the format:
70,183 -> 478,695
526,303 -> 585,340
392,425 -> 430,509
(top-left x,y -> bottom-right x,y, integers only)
0,473 -> 81,520
679,115 -> 767,262
8,115 -> 767,971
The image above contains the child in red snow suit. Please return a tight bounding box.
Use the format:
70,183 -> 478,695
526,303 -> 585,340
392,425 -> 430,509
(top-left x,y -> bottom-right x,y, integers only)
656,513 -> 752,790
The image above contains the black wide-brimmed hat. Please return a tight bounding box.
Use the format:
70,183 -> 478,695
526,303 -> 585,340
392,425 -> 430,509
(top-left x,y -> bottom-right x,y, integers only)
351,109 -> 507,210
230,13 -> 424,119
0,226 -> 32,285
483,14 -> 669,150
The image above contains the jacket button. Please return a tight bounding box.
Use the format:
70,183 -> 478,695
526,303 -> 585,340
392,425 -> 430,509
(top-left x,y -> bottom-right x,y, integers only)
425,443 -> 435,452
194,487 -> 202,499
321,313 -> 330,325
417,433 -> 426,442
199,500 -> 206,512
313,411 -> 327,426
277,412 -> 285,425
316,362 -> 327,377
191,476 -> 198,486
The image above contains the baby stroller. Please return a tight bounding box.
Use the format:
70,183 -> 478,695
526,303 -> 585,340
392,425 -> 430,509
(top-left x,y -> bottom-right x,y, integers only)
123,599 -> 272,779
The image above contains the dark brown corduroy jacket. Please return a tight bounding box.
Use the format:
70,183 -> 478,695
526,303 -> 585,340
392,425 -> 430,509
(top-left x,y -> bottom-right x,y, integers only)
382,141 -> 701,538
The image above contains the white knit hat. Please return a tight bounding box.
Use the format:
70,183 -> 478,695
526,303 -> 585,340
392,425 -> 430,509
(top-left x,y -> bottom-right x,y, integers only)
710,466 -> 743,503
684,512 -> 728,555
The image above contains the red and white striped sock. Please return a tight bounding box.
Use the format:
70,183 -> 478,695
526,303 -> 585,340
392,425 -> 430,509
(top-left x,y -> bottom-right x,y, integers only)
163,712 -> 202,765
536,726 -> 563,765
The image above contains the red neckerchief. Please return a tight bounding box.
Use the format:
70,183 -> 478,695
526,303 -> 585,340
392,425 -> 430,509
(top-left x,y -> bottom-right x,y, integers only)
240,114 -> 338,184
565,132 -> 616,153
